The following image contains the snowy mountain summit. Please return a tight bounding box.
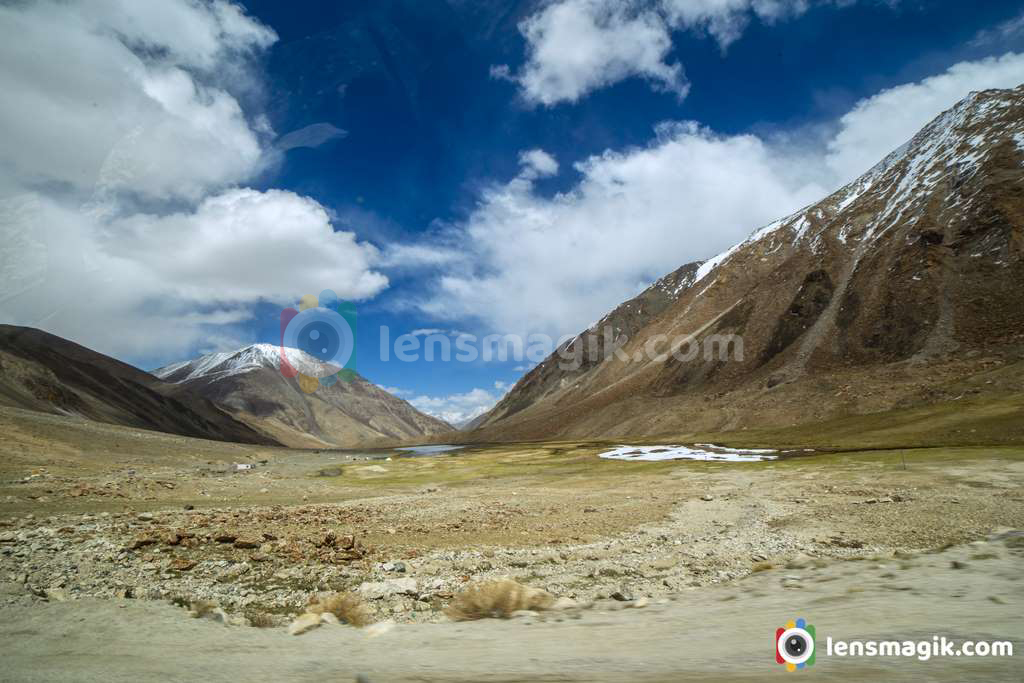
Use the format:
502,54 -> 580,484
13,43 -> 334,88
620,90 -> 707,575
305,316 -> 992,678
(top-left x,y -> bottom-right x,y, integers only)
153,343 -> 451,447
155,344 -> 340,383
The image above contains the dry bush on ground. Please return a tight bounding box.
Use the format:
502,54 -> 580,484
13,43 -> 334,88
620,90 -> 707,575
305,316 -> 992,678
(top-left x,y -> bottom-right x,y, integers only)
245,611 -> 278,628
306,592 -> 372,627
445,579 -> 555,621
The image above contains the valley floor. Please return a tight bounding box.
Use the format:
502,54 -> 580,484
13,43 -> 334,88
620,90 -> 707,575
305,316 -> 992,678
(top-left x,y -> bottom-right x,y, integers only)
0,406 -> 1022,680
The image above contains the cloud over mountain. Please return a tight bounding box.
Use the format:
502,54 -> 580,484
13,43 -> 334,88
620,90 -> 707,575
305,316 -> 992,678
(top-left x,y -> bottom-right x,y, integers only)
0,0 -> 386,362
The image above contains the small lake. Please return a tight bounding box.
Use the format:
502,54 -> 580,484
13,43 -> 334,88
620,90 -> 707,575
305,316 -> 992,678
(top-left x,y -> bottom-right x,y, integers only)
598,444 -> 778,462
394,444 -> 464,457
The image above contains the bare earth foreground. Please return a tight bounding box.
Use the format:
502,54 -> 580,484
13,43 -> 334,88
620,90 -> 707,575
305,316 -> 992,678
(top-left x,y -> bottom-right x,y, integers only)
0,406 -> 1022,681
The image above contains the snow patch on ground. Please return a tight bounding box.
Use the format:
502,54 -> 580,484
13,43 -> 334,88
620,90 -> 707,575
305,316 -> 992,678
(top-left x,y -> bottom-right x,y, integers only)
598,444 -> 778,462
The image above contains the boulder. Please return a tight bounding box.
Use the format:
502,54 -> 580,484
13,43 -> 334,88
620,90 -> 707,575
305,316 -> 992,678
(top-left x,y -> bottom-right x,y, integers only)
288,613 -> 321,636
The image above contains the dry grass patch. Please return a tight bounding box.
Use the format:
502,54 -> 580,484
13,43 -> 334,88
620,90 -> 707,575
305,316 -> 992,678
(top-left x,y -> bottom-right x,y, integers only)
306,591 -> 372,627
244,611 -> 279,628
445,579 -> 555,621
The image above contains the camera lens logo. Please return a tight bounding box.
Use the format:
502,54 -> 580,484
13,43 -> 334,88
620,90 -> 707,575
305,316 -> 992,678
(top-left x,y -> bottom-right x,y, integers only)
279,289 -> 356,394
776,618 -> 816,672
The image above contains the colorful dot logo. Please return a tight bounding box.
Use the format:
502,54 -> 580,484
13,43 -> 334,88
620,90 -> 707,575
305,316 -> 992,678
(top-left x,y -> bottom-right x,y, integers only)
279,289 -> 357,393
776,618 -> 816,671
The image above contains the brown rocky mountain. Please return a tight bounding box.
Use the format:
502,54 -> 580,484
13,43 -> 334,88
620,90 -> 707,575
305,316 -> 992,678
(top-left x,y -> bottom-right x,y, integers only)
0,325 -> 277,445
155,344 -> 452,448
470,86 -> 1024,443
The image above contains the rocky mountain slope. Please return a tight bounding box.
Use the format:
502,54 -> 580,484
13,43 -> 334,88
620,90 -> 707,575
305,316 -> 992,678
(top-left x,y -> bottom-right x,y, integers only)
0,326 -> 276,445
155,344 -> 452,448
470,86 -> 1024,441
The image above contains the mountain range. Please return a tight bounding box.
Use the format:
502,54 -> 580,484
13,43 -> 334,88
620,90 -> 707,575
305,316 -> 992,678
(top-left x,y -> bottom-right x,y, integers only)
3,87 -> 1021,450
468,86 -> 1024,443
0,325 -> 274,445
154,344 -> 452,448
0,327 -> 451,448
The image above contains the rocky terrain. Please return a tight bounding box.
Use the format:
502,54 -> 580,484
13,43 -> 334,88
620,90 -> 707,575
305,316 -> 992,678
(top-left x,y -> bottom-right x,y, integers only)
1,432 -> 1021,681
155,344 -> 452,448
470,86 -> 1024,442
2,535 -> 1021,681
2,402 -> 1021,629
0,347 -> 1020,681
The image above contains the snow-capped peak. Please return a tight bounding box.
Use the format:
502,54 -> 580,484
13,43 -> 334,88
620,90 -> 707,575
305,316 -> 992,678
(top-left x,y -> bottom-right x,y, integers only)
691,86 -> 1024,287
155,344 -> 342,383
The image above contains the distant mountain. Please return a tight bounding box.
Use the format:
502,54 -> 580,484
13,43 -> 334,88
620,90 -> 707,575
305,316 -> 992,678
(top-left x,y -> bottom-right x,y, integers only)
469,86 -> 1024,442
0,325 -> 276,445
155,344 -> 452,448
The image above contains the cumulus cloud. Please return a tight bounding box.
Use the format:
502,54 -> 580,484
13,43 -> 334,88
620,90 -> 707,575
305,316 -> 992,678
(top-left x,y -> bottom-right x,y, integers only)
379,243 -> 467,269
662,0 -> 812,48
0,0 -> 386,362
0,188 -> 386,360
519,149 -> 560,178
826,52 -> 1024,183
0,0 -> 275,201
106,189 -> 386,303
408,381 -> 511,426
414,125 -> 825,338
499,0 -> 847,106
407,52 -> 1024,344
508,0 -> 686,106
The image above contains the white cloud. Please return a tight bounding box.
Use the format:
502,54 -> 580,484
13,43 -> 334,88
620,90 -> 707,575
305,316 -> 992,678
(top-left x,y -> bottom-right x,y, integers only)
107,188 -> 386,303
500,0 -> 845,106
379,243 -> 467,269
662,0 -> 811,48
0,1 -> 387,362
0,0 -> 275,201
408,381 -> 511,426
826,52 -> 1024,183
409,53 -> 1024,344
414,129 -> 825,338
969,11 -> 1024,49
508,0 -> 686,106
381,386 -> 413,397
519,149 -> 560,178
0,188 -> 386,360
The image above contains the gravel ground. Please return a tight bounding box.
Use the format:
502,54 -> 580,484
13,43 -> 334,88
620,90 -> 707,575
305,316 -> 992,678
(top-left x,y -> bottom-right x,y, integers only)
1,535 -> 1021,682
2,444 -> 1022,627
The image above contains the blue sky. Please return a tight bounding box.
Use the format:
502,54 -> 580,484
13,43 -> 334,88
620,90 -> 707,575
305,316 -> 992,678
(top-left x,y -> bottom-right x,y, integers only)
2,0 -> 1024,423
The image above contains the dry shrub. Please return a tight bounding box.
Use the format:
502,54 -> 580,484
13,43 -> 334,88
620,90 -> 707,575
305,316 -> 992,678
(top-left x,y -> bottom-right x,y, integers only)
751,561 -> 774,572
445,579 -> 555,621
245,611 -> 278,628
187,600 -> 218,618
306,592 -> 371,627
